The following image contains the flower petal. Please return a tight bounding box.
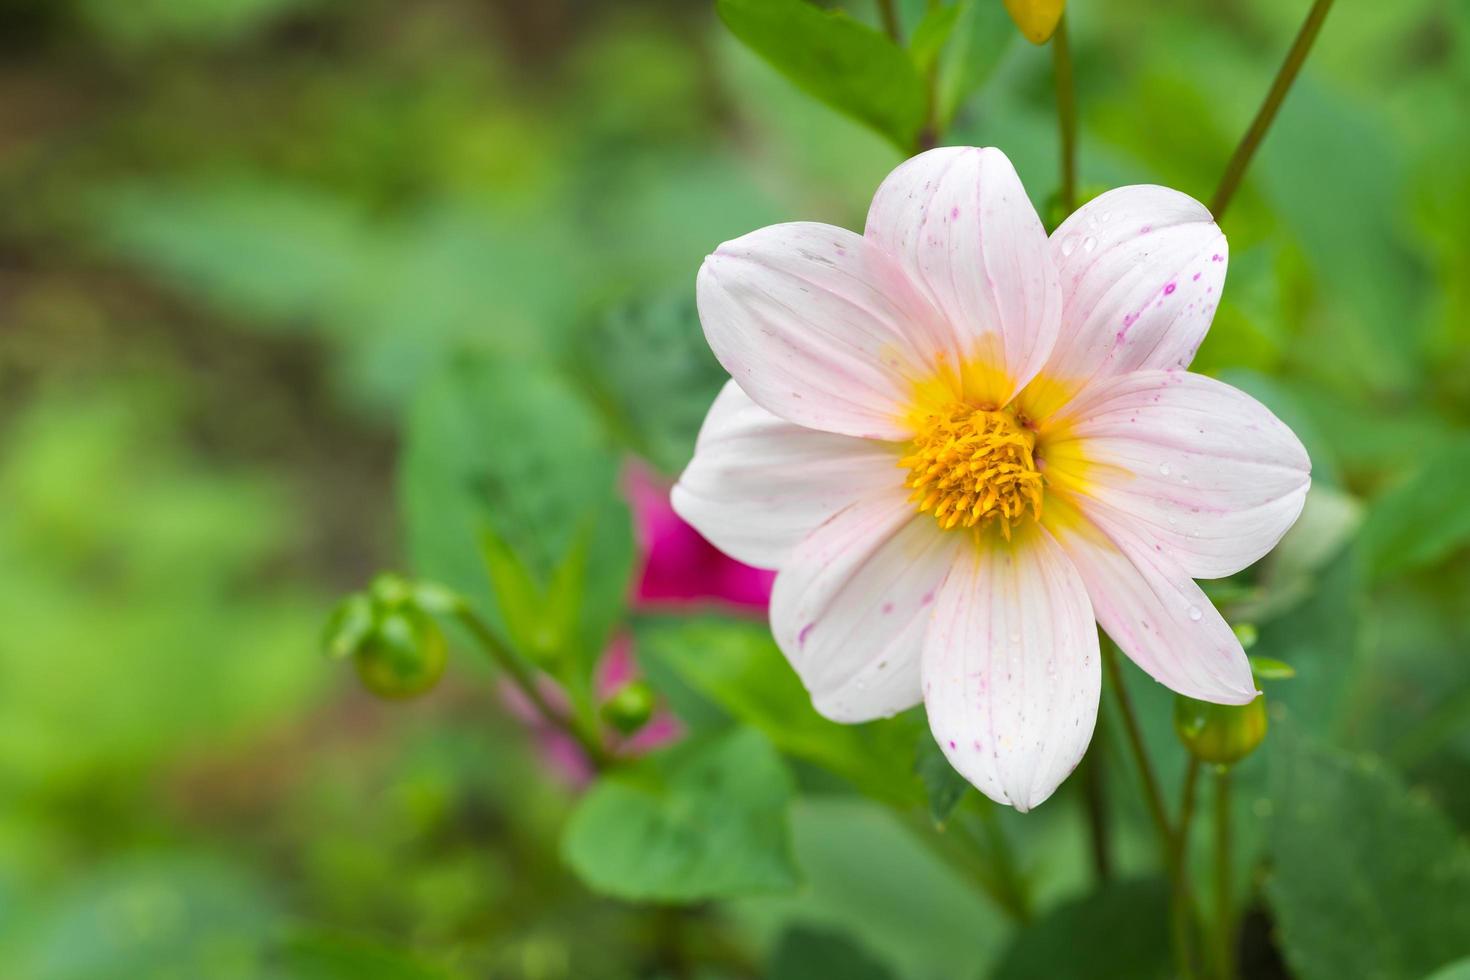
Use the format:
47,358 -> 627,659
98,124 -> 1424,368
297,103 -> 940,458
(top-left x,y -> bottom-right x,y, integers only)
1024,185 -> 1228,419
671,381 -> 902,570
1044,370 -> 1311,579
922,525 -> 1100,812
770,490 -> 962,723
1046,499 -> 1257,704
698,222 -> 955,439
865,146 -> 1061,407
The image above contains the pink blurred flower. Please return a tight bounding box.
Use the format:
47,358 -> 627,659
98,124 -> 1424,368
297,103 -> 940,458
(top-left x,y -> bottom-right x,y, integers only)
503,460 -> 774,785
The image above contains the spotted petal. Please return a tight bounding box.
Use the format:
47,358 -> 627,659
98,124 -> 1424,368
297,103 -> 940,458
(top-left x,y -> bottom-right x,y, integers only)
865,146 -> 1061,408
922,525 -> 1100,811
770,491 -> 962,722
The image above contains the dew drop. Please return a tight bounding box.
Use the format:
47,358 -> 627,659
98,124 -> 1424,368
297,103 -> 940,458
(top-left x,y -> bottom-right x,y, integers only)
1187,605 -> 1203,622
1060,235 -> 1079,257
1081,236 -> 1097,253
1158,463 -> 1172,476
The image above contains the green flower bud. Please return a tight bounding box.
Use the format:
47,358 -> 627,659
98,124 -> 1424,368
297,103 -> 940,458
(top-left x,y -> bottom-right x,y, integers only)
355,606 -> 447,700
1174,693 -> 1268,766
321,592 -> 375,661
600,681 -> 657,736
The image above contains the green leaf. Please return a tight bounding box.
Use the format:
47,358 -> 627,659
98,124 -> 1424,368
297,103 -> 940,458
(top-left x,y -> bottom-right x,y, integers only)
1265,735 -> 1470,980
908,4 -> 962,74
716,0 -> 928,151
937,0 -> 1015,126
572,295 -> 727,475
1359,439 -> 1470,581
277,931 -> 461,980
634,616 -> 922,805
401,356 -> 634,676
1425,958 -> 1470,980
561,727 -> 800,902
915,732 -> 971,826
991,879 -> 1172,980
769,926 -> 894,980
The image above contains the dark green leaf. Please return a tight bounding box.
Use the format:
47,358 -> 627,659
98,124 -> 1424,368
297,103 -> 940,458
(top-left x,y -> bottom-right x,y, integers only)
1266,734 -> 1470,980
769,925 -> 894,980
908,4 -> 962,74
572,294 -> 727,475
992,879 -> 1172,980
401,356 -> 634,675
1359,439 -> 1470,581
634,616 -> 922,805
937,0 -> 1015,126
915,732 -> 970,825
561,727 -> 800,902
717,0 -> 928,150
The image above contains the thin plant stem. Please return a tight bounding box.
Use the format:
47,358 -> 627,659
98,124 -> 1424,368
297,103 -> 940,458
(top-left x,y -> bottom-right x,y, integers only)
1174,758 -> 1203,979
1214,767 -> 1236,980
1051,14 -> 1078,214
1102,637 -> 1196,978
1081,740 -> 1112,883
876,0 -> 902,43
1210,0 -> 1336,219
451,604 -> 612,770
1101,639 -> 1172,844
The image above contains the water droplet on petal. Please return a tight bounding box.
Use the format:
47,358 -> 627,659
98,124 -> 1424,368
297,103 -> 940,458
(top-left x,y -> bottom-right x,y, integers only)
1082,236 -> 1097,252
1159,463 -> 1172,476
1060,235 -> 1079,257
1187,606 -> 1203,622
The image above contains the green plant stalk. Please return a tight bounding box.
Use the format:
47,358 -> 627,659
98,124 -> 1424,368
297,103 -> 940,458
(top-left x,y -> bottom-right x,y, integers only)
451,603 -> 612,770
1210,0 -> 1336,219
876,0 -> 902,43
1214,767 -> 1236,980
1081,734 -> 1113,883
1175,757 -> 1203,979
1052,14 -> 1078,214
1102,637 -> 1197,978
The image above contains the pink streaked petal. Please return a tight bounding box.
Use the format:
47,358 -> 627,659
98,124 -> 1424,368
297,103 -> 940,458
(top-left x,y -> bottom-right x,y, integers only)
770,489 -> 962,723
697,223 -> 956,439
1045,370 -> 1311,578
1046,500 -> 1257,704
1025,186 -> 1227,419
625,459 -> 774,610
921,525 -> 1100,812
672,380 -> 903,571
865,146 -> 1061,407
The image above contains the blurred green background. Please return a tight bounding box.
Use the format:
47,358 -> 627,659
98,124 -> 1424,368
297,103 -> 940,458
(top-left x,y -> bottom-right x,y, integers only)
0,0 -> 1467,977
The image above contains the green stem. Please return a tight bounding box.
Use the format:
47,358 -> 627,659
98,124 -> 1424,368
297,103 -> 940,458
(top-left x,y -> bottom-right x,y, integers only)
1102,638 -> 1196,978
1051,14 -> 1078,214
451,604 -> 612,770
1214,767 -> 1236,980
876,0 -> 901,43
1081,740 -> 1112,883
1210,0 -> 1336,219
1174,758 -> 1203,979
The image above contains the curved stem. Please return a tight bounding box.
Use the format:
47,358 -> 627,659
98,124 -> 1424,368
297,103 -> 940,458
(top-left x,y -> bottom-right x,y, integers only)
1214,767 -> 1236,980
1051,14 -> 1078,214
451,604 -> 612,770
1081,745 -> 1112,883
1174,758 -> 1203,979
1210,0 -> 1336,219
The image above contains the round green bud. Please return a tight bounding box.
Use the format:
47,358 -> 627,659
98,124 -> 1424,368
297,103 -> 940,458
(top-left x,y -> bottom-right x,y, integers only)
1173,693 -> 1268,766
322,592 -> 374,660
600,681 -> 658,736
354,606 -> 447,700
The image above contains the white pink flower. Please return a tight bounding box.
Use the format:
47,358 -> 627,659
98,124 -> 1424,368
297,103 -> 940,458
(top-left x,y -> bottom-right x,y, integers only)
672,147 -> 1310,811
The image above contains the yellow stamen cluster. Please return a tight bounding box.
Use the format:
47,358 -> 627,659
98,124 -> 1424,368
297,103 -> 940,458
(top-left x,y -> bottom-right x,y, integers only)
900,405 -> 1044,537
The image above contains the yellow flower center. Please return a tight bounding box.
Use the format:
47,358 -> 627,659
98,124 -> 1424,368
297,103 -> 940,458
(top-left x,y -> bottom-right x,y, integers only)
900,404 -> 1044,538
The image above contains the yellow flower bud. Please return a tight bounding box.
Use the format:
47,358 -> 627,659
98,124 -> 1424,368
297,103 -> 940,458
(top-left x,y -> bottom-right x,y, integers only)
1003,0 -> 1066,44
354,607 -> 447,700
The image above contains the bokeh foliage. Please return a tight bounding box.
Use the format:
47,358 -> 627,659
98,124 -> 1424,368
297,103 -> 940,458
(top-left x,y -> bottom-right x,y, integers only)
1,0 -> 1468,977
